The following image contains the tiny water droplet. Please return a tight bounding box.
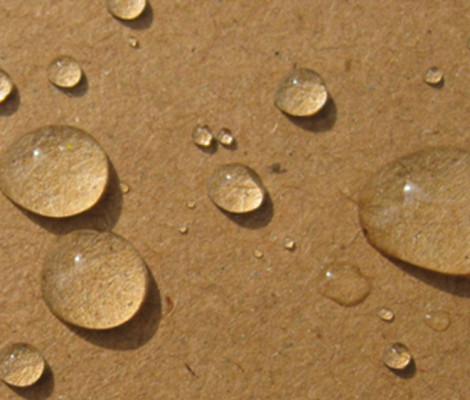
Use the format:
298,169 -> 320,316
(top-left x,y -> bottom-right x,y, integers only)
0,68 -> 14,103
217,128 -> 235,147
186,200 -> 196,209
41,230 -> 149,329
107,0 -> 147,20
207,163 -> 266,213
178,223 -> 188,234
274,68 -> 328,117
377,307 -> 395,322
283,236 -> 296,250
0,343 -> 45,387
424,310 -> 451,332
317,263 -> 371,306
254,249 -> 264,259
47,56 -> 82,88
382,342 -> 412,370
192,125 -> 213,147
128,36 -> 139,48
120,182 -> 130,194
423,66 -> 443,86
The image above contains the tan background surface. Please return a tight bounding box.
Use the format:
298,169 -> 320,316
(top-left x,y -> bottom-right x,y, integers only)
0,1 -> 470,399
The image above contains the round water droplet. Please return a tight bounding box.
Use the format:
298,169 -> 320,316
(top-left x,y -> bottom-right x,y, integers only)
119,182 -> 130,194
359,147 -> 470,275
254,249 -> 264,259
377,307 -> 395,322
424,310 -> 451,332
41,230 -> 149,330
274,68 -> 328,117
107,0 -> 147,20
382,342 -> 412,370
283,236 -> 296,250
217,128 -> 235,146
47,56 -> 82,88
0,125 -> 109,218
0,343 -> 45,387
178,223 -> 188,234
317,263 -> 371,307
192,125 -> 213,147
207,163 -> 266,213
423,66 -> 443,86
128,36 -> 139,48
186,200 -> 196,209
0,69 -> 14,103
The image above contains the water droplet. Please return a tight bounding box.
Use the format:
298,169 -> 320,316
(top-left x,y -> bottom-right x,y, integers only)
317,263 -> 371,306
128,36 -> 139,48
0,126 -> 109,218
186,200 -> 196,209
192,125 -> 213,147
274,68 -> 328,117
0,343 -> 45,387
207,163 -> 266,213
120,182 -> 130,194
423,66 -> 443,86
0,69 -> 14,103
283,236 -> 296,250
217,128 -> 235,147
254,249 -> 264,259
47,56 -> 83,88
178,223 -> 188,234
378,307 -> 395,322
382,342 -> 412,370
424,310 -> 451,332
359,147 -> 470,275
107,0 -> 147,20
41,230 -> 149,329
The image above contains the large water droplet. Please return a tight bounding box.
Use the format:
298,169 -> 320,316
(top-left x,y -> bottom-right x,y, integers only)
47,56 -> 83,88
0,125 -> 109,218
0,68 -> 14,103
424,310 -> 451,332
317,263 -> 371,306
107,0 -> 147,20
359,147 -> 470,275
274,68 -> 328,117
41,230 -> 149,330
0,343 -> 45,387
382,342 -> 412,370
423,66 -> 443,86
207,163 -> 266,213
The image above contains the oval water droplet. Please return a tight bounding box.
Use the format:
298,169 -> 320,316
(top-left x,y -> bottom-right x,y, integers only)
377,307 -> 395,322
423,66 -> 443,86
47,56 -> 82,88
359,147 -> 470,275
192,125 -> 214,148
207,163 -> 266,213
317,263 -> 371,306
41,230 -> 149,330
254,249 -> 264,259
0,125 -> 109,218
0,343 -> 45,387
424,310 -> 451,332
0,68 -> 14,103
274,68 -> 328,117
382,342 -> 412,370
107,0 -> 147,20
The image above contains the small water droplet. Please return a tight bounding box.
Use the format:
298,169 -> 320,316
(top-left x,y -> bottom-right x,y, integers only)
377,307 -> 395,322
0,343 -> 45,387
283,236 -> 296,250
47,56 -> 82,88
254,249 -> 264,259
107,0 -> 147,20
207,163 -> 266,213
317,263 -> 371,306
41,230 -> 149,329
274,68 -> 328,117
120,182 -> 130,194
192,125 -> 213,147
0,68 -> 14,103
424,310 -> 451,332
128,36 -> 139,48
0,126 -> 109,218
359,147 -> 470,275
382,342 -> 412,370
217,128 -> 235,146
423,66 -> 443,86
178,223 -> 188,234
186,200 -> 196,209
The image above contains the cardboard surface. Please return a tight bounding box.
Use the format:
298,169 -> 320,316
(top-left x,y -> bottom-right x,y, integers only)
0,1 -> 470,398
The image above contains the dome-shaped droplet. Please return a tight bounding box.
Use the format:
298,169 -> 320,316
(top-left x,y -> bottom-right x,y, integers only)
377,307 -> 395,322
207,163 -> 266,213
41,230 -> 149,330
217,128 -> 235,147
382,342 -> 412,370
424,310 -> 451,332
0,126 -> 109,218
47,56 -> 82,88
283,236 -> 296,250
0,343 -> 45,387
192,125 -> 214,148
274,68 -> 328,117
359,147 -> 470,275
107,0 -> 147,20
423,66 -> 443,86
0,69 -> 14,103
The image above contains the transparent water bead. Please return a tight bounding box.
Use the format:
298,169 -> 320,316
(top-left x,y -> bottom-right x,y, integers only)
217,128 -> 235,146
0,69 -> 14,103
382,342 -> 412,370
424,310 -> 451,332
107,0 -> 147,20
274,68 -> 328,117
0,343 -> 45,387
359,147 -> 470,275
47,56 -> 83,88
283,236 -> 296,250
0,125 -> 109,218
128,36 -> 139,48
41,230 -> 149,330
423,66 -> 443,86
377,307 -> 395,322
207,163 -> 266,213
317,263 -> 371,307
192,125 -> 214,147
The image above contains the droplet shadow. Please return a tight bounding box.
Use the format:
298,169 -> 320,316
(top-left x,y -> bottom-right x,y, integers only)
9,363 -> 54,400
116,2 -> 154,30
67,270 -> 161,350
284,96 -> 337,133
196,141 -> 217,155
21,160 -> 122,234
54,73 -> 88,98
388,358 -> 417,379
0,87 -> 20,117
426,78 -> 445,89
